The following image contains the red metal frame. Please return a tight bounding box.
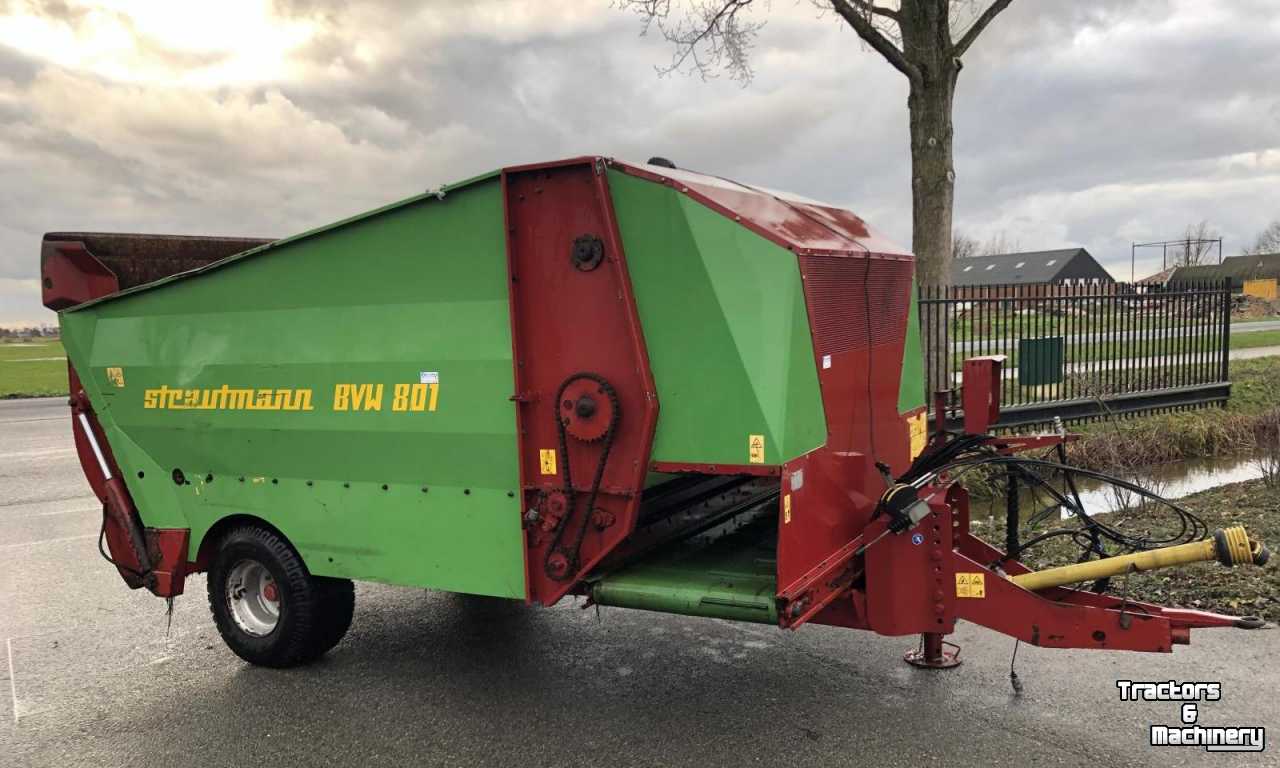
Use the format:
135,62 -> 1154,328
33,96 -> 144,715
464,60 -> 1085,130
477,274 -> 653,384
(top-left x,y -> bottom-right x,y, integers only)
41,240 -> 120,310
961,356 -> 1003,434
46,242 -> 190,598
649,461 -> 779,477
502,158 -> 660,606
68,369 -> 188,597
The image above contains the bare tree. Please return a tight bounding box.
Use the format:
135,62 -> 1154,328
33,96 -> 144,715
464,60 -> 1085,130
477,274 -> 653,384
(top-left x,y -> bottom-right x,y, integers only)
953,230 -> 980,259
1244,219 -> 1280,256
619,0 -> 1015,290
1169,220 -> 1219,267
979,230 -> 1018,256
953,230 -> 1017,258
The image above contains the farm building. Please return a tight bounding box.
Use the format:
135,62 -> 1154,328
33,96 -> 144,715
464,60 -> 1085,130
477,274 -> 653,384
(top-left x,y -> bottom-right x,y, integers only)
1167,252 -> 1280,292
950,248 -> 1114,288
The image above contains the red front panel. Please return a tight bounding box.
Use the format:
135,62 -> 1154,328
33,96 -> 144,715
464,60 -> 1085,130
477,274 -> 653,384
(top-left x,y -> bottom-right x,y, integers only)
503,159 -> 659,606
777,254 -> 916,596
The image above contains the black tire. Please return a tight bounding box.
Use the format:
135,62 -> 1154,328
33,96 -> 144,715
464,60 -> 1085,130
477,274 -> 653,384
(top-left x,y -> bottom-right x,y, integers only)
310,577 -> 355,657
207,525 -> 353,668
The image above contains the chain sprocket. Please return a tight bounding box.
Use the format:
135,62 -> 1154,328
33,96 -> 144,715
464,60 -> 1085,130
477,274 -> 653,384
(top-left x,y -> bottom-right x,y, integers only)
544,372 -> 620,580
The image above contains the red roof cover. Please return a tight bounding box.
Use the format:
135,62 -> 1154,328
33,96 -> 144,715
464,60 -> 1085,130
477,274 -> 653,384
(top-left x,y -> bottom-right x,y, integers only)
609,159 -> 910,260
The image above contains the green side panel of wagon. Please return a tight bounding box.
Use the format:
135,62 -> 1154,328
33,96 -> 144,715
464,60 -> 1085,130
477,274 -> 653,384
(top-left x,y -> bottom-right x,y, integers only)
59,177 -> 528,599
898,286 -> 926,414
607,169 -> 827,466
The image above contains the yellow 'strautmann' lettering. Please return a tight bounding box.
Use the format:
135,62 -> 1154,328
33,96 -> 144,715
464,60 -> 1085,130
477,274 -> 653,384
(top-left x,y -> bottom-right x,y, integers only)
141,384 -> 315,412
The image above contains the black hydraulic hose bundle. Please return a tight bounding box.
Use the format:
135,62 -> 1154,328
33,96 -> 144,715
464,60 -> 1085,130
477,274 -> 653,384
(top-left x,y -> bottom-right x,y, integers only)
900,430 -> 1209,584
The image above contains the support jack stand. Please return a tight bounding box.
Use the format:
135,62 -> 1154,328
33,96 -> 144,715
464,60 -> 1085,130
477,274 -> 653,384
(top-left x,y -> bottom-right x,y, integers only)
904,632 -> 962,669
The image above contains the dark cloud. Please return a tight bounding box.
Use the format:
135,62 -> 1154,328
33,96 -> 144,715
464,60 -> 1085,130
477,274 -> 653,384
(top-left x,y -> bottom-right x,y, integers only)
1,1 -> 1278,323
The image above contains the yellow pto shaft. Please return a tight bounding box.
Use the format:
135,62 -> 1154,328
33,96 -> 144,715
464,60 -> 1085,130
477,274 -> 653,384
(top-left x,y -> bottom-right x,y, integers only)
1010,526 -> 1270,592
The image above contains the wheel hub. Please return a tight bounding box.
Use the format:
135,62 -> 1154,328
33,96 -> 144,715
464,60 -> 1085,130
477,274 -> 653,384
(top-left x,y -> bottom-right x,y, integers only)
227,559 -> 281,637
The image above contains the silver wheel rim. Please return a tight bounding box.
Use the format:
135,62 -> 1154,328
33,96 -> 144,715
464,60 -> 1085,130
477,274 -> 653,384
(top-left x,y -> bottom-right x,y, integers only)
226,559 -> 280,637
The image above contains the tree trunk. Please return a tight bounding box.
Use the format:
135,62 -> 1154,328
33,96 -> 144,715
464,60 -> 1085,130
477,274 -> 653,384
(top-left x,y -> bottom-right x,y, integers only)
908,77 -> 956,289
900,2 -> 959,396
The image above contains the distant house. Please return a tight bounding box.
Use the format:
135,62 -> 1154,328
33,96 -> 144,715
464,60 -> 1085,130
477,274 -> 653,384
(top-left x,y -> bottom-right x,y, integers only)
951,248 -> 1114,288
1137,267 -> 1176,286
1167,253 -> 1280,292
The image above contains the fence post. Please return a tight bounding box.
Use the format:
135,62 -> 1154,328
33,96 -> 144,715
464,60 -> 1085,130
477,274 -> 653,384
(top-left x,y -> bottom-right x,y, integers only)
1220,277 -> 1231,383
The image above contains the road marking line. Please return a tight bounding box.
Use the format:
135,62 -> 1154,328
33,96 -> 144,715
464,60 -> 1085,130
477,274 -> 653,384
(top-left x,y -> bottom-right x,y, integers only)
6,637 -> 17,725
0,533 -> 97,551
0,494 -> 97,510
2,448 -> 76,460
12,506 -> 100,520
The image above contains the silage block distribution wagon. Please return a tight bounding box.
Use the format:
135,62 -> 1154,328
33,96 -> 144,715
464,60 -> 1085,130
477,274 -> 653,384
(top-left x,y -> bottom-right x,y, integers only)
40,157 -> 1268,668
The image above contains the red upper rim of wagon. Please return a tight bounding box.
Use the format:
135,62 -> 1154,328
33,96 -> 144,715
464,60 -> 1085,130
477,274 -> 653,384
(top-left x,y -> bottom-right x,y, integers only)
601,158 -> 912,260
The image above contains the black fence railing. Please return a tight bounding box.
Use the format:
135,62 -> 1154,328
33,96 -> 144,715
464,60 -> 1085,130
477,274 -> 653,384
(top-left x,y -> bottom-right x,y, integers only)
918,279 -> 1232,428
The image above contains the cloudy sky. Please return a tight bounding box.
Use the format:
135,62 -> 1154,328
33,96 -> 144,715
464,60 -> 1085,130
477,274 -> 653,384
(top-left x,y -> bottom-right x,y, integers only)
2,0 -> 1278,324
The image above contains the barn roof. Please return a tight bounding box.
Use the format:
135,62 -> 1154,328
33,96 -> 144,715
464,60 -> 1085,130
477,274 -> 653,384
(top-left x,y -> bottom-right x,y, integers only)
950,248 -> 1110,286
1168,253 -> 1280,288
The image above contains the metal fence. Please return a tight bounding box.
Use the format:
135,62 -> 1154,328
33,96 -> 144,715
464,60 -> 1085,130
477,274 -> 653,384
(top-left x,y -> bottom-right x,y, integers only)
918,279 -> 1233,428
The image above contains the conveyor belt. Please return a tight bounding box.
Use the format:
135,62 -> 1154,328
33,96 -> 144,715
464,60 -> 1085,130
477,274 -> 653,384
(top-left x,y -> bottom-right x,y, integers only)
590,501 -> 778,624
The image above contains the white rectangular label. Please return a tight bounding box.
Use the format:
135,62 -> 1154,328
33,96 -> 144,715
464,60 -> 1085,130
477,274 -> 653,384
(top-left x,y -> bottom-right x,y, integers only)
419,371 -> 439,384
822,354 -> 832,370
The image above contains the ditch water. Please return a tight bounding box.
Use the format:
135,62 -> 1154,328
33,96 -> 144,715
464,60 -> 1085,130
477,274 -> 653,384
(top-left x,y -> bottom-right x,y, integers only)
974,455 -> 1266,521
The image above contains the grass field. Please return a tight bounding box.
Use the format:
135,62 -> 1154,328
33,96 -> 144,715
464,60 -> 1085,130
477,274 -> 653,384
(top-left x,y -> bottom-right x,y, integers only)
0,339 -> 67,398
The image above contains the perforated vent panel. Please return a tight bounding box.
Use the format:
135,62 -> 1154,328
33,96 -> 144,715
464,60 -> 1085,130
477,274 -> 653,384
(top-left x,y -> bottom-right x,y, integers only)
799,256 -> 914,356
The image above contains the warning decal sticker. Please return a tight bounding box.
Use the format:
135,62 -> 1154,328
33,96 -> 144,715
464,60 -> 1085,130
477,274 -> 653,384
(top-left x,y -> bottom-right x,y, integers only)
539,449 -> 557,475
748,434 -> 765,464
955,572 -> 986,598
908,411 -> 928,459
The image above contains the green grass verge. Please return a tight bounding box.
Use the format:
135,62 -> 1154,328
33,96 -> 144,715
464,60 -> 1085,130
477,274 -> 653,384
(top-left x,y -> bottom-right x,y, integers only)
0,339 -> 67,398
1234,329 -> 1280,349
1064,357 -> 1280,471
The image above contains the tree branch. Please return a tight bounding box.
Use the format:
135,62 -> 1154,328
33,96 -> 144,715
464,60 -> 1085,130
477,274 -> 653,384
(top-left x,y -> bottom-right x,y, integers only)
846,0 -> 899,21
831,0 -> 921,86
619,0 -> 763,82
951,0 -> 1014,58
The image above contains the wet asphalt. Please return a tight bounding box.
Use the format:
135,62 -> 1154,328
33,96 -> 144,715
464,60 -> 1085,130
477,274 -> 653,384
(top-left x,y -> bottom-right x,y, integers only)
1,397 -> 1277,767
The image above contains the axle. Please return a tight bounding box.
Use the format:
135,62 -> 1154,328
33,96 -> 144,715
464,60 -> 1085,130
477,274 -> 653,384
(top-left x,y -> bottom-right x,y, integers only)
1010,526 -> 1270,592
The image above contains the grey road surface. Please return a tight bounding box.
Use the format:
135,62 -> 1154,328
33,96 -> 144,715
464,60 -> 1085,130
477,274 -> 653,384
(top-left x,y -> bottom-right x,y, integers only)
2,397 -> 1277,767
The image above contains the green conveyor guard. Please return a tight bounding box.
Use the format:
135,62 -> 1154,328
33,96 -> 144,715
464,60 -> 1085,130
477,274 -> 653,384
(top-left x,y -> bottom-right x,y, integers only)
591,515 -> 779,625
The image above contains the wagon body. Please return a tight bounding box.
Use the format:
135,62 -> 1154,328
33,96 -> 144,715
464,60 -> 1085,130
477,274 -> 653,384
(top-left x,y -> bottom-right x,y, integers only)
42,156 -> 1256,667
